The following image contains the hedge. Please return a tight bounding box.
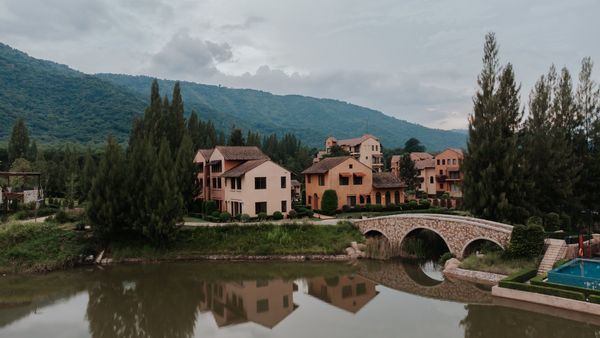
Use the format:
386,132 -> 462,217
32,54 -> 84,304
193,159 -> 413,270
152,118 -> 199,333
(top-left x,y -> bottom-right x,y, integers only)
530,278 -> 600,298
502,268 -> 538,283
498,280 -> 586,301
590,295 -> 600,304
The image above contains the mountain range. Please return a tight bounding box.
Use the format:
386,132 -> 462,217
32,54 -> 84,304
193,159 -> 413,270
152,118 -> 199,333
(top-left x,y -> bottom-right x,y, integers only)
0,42 -> 466,150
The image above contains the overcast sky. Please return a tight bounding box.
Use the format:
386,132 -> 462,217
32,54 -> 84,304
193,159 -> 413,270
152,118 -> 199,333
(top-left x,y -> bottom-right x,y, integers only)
1,0 -> 598,129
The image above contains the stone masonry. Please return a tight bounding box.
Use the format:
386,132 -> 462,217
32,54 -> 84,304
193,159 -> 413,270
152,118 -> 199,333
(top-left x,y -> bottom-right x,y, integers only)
354,214 -> 513,259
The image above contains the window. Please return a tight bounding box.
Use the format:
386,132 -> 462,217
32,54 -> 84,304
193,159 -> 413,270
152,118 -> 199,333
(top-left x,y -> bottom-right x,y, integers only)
375,192 -> 382,205
439,170 -> 443,175
283,295 -> 289,308
212,177 -> 221,189
442,159 -> 446,165
353,175 -> 363,185
281,176 -> 287,189
318,175 -> 325,186
255,177 -> 267,189
212,161 -> 222,173
256,280 -> 268,287
257,299 -> 269,313
281,200 -> 287,212
236,177 -> 242,190
349,164 -> 353,169
385,191 -> 391,205
366,195 -> 371,204
371,145 -> 374,151
307,175 -> 311,184
430,176 -> 434,184
359,195 -> 365,204
308,196 -> 312,204
453,159 -> 457,165
437,159 -> 440,165
339,176 -> 349,185
356,283 -> 367,296
199,178 -> 203,189
255,202 -> 267,214
440,183 -> 444,189
394,191 -> 400,205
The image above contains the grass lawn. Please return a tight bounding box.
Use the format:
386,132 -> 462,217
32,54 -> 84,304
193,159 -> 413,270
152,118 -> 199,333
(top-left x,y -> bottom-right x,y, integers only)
336,208 -> 470,219
110,221 -> 364,259
459,251 -> 540,275
0,222 -> 96,274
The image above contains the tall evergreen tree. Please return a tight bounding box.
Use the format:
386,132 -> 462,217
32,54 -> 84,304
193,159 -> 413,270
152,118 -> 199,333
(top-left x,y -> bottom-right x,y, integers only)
403,138 -> 425,153
174,133 -> 196,210
463,33 -> 526,223
8,118 -> 30,164
80,147 -> 95,201
168,82 -> 186,153
187,110 -> 201,150
399,153 -> 419,191
228,128 -> 245,146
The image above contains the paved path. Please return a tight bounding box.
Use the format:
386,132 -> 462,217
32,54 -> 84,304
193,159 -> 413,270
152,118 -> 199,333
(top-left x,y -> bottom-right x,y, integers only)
183,217 -> 343,227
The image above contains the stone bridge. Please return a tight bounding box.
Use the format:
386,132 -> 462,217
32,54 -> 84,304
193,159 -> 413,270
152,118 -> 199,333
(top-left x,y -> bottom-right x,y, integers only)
356,260 -> 493,304
354,214 -> 512,259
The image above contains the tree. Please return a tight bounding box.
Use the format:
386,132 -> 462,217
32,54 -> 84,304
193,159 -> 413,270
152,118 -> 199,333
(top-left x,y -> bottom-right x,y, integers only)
80,148 -> 96,202
8,118 -> 30,164
398,153 -> 419,191
9,158 -> 32,188
463,33 -> 526,223
87,136 -> 129,242
228,128 -> 245,146
403,138 -> 425,153
321,190 -> 338,215
174,133 -> 196,211
322,145 -> 350,158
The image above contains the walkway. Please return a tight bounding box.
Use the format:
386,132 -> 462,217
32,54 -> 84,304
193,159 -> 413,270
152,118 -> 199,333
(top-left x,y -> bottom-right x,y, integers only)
537,239 -> 567,274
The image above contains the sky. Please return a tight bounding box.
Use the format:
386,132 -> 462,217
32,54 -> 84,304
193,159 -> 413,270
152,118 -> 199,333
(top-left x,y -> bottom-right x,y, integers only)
0,0 -> 598,129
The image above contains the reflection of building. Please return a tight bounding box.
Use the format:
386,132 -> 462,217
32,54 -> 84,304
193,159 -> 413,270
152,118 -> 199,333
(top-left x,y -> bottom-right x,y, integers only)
198,279 -> 298,329
306,275 -> 379,313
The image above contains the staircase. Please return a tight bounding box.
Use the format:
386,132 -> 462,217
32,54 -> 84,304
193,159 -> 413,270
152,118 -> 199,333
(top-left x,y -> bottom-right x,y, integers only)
537,239 -> 568,275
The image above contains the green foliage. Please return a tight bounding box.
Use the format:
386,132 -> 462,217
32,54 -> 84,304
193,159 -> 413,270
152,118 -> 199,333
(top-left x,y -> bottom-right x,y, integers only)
203,200 -> 217,215
460,252 -> 538,275
321,145 -> 350,158
590,295 -> 600,304
228,128 -> 245,146
438,252 -> 455,265
321,190 -> 338,215
403,138 -> 425,153
399,153 -> 419,191
526,216 -> 543,226
272,211 -> 284,220
257,212 -> 268,221
506,223 -> 545,258
219,212 -> 231,223
499,271 -> 586,301
240,214 -> 250,222
287,210 -> 297,219
8,118 -> 30,163
543,212 -> 561,231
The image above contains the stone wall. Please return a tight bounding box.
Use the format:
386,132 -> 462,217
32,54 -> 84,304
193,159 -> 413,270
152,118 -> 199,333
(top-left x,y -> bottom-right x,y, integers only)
355,214 -> 512,259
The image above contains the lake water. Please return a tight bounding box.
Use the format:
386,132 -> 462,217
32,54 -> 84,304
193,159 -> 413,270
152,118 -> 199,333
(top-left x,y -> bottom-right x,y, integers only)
0,260 -> 599,338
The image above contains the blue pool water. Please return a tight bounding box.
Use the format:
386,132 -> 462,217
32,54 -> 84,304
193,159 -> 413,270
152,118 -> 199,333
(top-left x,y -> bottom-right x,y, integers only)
547,259 -> 600,290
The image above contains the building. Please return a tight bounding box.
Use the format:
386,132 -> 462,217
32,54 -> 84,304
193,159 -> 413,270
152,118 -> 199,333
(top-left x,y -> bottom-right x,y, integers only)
194,146 -> 292,217
315,134 -> 384,172
391,153 -> 436,195
434,148 -> 464,198
198,279 -> 297,329
291,179 -> 302,203
302,156 -> 405,210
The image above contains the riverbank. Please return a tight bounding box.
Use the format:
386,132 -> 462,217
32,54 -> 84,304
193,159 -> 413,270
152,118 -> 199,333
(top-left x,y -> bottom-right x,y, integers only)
0,221 -> 364,274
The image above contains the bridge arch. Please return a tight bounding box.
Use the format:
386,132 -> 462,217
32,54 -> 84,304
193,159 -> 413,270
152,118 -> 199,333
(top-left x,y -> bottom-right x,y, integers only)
461,237 -> 505,258
354,214 -> 512,259
399,226 -> 452,258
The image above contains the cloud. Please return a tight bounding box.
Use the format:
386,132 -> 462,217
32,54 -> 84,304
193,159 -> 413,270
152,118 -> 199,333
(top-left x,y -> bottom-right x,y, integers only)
146,31 -> 233,81
220,16 -> 265,31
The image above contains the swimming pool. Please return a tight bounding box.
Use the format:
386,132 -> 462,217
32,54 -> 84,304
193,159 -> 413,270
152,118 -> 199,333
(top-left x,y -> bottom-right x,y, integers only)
547,259 -> 600,290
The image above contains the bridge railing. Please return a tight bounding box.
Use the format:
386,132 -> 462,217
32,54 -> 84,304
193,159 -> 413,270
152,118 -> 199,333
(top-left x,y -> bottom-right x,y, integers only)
354,213 -> 513,233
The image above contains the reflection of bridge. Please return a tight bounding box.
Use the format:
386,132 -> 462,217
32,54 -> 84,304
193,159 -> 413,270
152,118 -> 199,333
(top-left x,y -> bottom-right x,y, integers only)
356,260 -> 493,304
354,214 -> 513,258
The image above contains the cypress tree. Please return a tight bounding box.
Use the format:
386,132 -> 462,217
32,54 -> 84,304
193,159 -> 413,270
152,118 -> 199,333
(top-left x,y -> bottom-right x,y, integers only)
169,82 -> 186,153
8,118 -> 30,164
228,128 -> 245,146
174,133 -> 196,210
399,153 -> 419,191
187,110 -> 201,150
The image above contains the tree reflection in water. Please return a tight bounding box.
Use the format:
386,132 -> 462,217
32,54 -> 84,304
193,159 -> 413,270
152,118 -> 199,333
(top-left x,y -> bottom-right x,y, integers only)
86,265 -> 203,338
461,304 -> 600,338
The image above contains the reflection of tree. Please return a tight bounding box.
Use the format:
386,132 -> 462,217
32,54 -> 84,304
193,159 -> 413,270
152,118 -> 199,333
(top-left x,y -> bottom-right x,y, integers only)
86,265 -> 203,338
461,304 -> 600,338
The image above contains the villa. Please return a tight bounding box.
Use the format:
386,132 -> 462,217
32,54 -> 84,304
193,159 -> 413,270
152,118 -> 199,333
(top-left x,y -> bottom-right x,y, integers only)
194,146 -> 292,217
314,134 -> 384,172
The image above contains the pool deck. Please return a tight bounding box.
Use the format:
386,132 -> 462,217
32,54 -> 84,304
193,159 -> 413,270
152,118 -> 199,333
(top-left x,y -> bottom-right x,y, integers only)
492,285 -> 600,318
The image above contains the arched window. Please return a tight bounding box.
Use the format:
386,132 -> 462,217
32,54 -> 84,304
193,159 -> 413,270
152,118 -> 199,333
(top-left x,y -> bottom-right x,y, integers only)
375,192 -> 382,205
394,191 -> 400,205
385,191 -> 391,205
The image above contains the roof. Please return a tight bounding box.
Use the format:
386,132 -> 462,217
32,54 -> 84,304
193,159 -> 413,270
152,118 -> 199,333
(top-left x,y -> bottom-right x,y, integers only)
291,179 -> 301,187
410,152 -> 433,161
302,157 -> 350,174
415,158 -> 435,170
215,146 -> 269,161
221,159 -> 270,178
335,134 -> 379,147
372,172 -> 406,189
196,149 -> 214,160
438,148 -> 464,157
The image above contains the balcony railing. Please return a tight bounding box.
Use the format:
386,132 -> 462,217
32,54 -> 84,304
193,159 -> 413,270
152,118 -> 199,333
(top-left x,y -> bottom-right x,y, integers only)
436,175 -> 447,182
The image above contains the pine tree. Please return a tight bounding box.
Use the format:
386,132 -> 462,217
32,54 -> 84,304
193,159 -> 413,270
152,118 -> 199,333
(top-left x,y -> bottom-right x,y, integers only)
463,33 -> 526,223
403,138 -> 425,153
168,82 -> 186,153
8,118 -> 30,164
228,128 -> 245,146
399,153 -> 419,191
88,136 -> 129,242
187,110 -> 201,150
174,133 -> 196,210
80,147 -> 95,201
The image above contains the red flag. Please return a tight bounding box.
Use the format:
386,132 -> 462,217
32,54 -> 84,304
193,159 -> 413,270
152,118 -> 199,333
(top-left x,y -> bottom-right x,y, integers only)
579,234 -> 584,257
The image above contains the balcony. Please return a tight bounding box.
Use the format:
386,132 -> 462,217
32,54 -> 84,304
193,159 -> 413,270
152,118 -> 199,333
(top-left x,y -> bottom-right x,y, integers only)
436,174 -> 447,182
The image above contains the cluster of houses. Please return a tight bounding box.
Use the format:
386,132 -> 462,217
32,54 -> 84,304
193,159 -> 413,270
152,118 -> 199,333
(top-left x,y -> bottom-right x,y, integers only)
193,134 -> 463,218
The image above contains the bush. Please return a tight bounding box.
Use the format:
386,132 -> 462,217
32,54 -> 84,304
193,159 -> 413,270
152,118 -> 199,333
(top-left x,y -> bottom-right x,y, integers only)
211,211 -> 221,218
288,210 -> 298,219
240,214 -> 250,222
419,199 -> 431,209
590,295 -> 600,304
527,216 -> 543,226
219,212 -> 231,222
204,200 -> 217,215
408,200 -> 418,210
499,281 -> 585,301
506,223 -> 545,258
559,213 -> 572,232
439,252 -> 455,265
257,212 -> 268,221
543,212 -> 561,231
342,205 -> 351,212
272,211 -> 284,220
502,268 -> 538,283
54,210 -> 71,224
321,190 -> 338,215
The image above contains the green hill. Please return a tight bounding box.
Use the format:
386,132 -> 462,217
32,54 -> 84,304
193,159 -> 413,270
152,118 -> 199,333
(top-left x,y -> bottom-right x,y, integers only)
0,42 -> 466,149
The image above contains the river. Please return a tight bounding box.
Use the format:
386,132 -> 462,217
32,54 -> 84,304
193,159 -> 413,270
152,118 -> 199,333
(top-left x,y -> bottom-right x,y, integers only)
0,260 -> 598,338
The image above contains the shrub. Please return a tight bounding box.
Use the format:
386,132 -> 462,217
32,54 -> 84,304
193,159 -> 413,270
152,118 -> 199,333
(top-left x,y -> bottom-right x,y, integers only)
590,295 -> 600,304
527,216 -> 543,226
342,204 -> 351,212
419,199 -> 431,209
320,190 -> 338,215
408,200 -> 418,210
305,210 -> 314,218
54,210 -> 71,224
506,224 -> 545,258
288,210 -> 298,219
240,214 -> 251,223
499,281 -> 585,301
219,212 -> 231,222
211,211 -> 221,218
257,212 -> 268,221
439,252 -> 455,265
272,211 -> 284,220
204,200 -> 217,215
559,213 -> 572,232
543,212 -> 561,231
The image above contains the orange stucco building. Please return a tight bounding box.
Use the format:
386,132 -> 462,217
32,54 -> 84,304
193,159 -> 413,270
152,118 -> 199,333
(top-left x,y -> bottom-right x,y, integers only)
302,156 -> 405,210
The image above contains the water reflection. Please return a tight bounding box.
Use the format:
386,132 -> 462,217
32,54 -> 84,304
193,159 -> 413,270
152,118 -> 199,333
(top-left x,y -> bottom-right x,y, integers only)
0,261 -> 599,338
